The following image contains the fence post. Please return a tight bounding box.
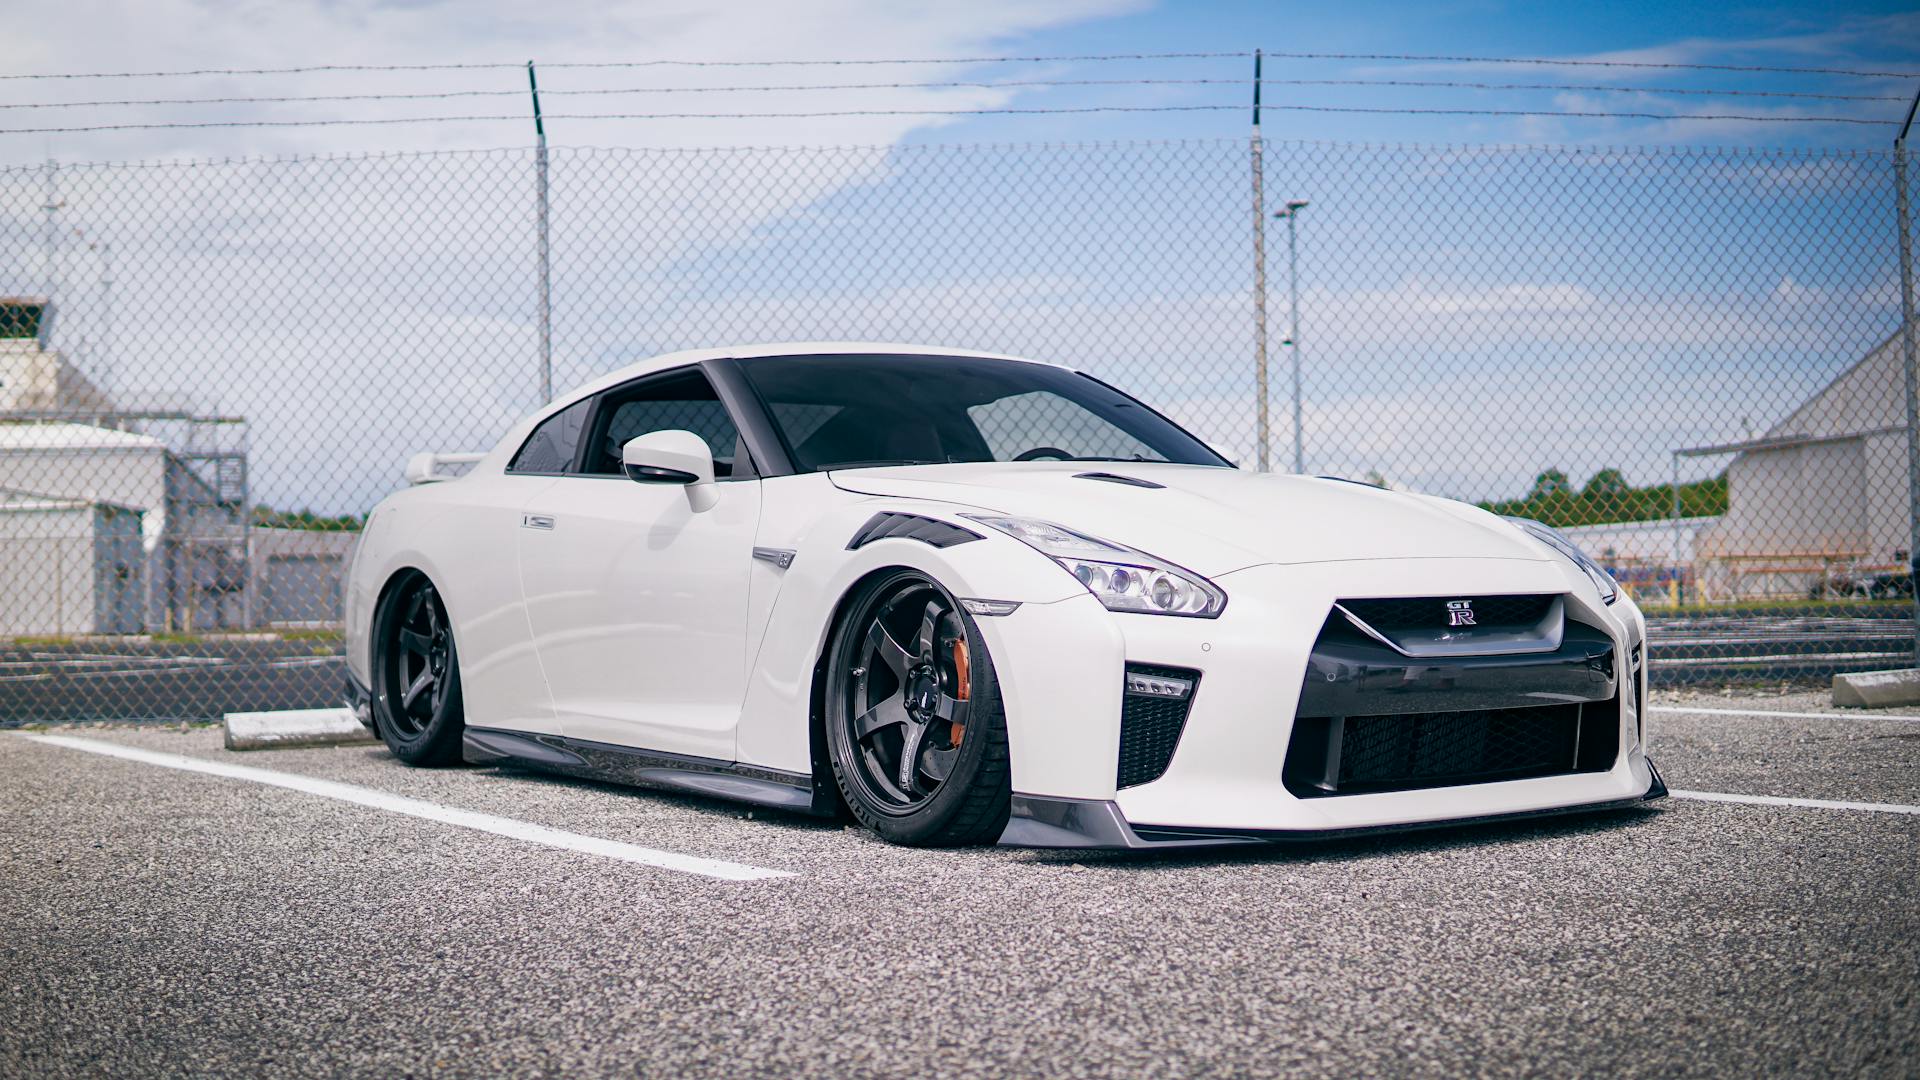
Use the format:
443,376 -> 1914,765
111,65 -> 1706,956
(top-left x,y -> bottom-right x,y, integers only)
528,60 -> 553,405
1896,87 -> 1920,666
1251,50 -> 1269,472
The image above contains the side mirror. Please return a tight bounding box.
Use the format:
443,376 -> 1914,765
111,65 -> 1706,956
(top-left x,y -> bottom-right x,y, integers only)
622,430 -> 718,512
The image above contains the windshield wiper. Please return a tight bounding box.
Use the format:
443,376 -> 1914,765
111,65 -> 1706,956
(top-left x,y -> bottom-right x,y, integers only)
817,458 -> 945,470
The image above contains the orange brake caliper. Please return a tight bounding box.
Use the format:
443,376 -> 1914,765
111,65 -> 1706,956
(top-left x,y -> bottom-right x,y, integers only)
951,635 -> 970,746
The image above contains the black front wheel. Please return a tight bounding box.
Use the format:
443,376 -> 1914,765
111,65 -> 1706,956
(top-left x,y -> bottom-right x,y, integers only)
371,571 -> 465,766
824,571 -> 1011,846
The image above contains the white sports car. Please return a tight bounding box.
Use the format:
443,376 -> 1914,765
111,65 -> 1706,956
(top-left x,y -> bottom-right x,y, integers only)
344,343 -> 1665,848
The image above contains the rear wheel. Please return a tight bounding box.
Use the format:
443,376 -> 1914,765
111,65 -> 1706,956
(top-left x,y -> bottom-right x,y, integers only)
824,571 -> 1011,846
371,571 -> 465,766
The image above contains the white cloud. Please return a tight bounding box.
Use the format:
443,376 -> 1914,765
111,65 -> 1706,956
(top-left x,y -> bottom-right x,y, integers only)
1,0 -> 1143,163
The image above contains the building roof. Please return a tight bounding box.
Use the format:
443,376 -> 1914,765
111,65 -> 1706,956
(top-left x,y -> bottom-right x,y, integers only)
0,485 -> 139,514
0,421 -> 166,453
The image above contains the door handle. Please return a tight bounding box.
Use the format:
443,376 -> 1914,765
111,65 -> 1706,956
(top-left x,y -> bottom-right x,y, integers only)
521,514 -> 555,531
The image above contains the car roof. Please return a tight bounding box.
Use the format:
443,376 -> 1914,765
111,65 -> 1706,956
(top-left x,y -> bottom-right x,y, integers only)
472,344 -> 1077,473
557,342 -> 1065,410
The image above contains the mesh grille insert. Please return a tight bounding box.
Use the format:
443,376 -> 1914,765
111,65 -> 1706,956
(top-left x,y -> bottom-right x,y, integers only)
1118,664 -> 1199,789
1283,698 -> 1618,798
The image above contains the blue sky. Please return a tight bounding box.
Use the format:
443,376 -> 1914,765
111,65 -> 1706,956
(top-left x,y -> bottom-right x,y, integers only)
2,1 -> 1916,513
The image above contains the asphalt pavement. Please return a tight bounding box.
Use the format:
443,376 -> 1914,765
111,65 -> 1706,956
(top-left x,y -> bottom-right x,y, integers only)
2,688 -> 1916,1078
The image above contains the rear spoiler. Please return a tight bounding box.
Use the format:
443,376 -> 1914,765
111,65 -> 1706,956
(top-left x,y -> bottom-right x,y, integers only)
404,452 -> 486,486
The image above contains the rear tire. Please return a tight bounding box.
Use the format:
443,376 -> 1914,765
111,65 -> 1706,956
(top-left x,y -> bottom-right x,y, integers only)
370,571 -> 465,766
824,570 -> 1011,846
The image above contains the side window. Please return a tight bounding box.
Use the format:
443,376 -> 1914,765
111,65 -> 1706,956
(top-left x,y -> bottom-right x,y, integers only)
507,399 -> 591,474
582,368 -> 746,479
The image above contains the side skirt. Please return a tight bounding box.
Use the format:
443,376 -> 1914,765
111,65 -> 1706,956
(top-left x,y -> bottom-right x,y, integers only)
463,727 -> 834,817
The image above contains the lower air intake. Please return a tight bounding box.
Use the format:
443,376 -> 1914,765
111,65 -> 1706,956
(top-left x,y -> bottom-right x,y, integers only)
1283,698 -> 1618,798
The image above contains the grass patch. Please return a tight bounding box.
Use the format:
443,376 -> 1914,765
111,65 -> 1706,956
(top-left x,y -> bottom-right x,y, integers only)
11,635 -> 75,647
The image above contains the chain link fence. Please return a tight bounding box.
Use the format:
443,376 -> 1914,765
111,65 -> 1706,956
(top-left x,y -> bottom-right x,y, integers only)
0,137 -> 1913,721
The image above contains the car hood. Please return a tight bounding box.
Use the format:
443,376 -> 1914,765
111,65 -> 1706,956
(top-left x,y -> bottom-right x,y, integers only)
828,462 -> 1549,577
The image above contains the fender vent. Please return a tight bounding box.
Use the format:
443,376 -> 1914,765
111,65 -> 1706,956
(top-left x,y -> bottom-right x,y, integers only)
846,512 -> 982,551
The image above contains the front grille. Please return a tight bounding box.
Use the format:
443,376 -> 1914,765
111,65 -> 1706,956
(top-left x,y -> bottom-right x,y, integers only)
1283,697 -> 1618,798
1340,594 -> 1555,630
1117,664 -> 1199,788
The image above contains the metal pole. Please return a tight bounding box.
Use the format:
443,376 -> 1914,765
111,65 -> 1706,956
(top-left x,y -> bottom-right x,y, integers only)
529,61 -> 553,405
99,242 -> 113,393
1251,50 -> 1269,472
40,159 -> 60,308
1287,206 -> 1304,473
1894,84 -> 1920,665
1670,452 -> 1684,607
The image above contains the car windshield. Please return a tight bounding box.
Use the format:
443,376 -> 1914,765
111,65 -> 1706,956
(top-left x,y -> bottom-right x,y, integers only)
736,354 -> 1232,473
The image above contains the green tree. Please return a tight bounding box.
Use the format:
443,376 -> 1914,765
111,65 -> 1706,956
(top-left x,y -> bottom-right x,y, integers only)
1528,469 -> 1573,500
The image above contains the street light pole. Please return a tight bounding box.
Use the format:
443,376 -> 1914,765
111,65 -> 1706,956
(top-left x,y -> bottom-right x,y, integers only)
1275,200 -> 1309,473
1894,82 -> 1920,665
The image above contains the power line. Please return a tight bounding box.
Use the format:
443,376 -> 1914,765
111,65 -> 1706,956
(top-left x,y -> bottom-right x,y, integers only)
0,53 -> 1249,81
3,103 -> 1894,135
8,76 -> 1906,111
1261,51 -> 1919,79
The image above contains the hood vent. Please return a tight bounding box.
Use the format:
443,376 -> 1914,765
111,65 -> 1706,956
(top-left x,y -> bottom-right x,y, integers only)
1074,471 -> 1164,489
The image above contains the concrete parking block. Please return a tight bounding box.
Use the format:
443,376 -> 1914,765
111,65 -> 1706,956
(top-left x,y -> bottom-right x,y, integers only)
1832,667 -> 1920,709
223,708 -> 376,751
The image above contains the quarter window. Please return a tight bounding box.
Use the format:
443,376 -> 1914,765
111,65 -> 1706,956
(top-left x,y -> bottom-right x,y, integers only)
507,399 -> 591,474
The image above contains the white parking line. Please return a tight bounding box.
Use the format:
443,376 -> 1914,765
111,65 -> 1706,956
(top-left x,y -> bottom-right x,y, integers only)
1671,789 -> 1920,816
16,734 -> 794,882
1652,706 -> 1920,723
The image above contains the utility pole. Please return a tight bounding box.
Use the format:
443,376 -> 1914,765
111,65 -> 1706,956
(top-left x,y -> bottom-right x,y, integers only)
529,61 -> 553,405
1251,50 -> 1269,472
1276,199 -> 1309,474
1896,82 -> 1920,665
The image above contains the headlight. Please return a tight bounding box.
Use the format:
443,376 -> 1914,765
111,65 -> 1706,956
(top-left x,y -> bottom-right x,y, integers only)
963,515 -> 1226,617
1507,517 -> 1619,605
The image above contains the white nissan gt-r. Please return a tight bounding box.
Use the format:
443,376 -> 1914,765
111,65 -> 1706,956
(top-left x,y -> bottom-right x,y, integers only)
344,343 -> 1664,848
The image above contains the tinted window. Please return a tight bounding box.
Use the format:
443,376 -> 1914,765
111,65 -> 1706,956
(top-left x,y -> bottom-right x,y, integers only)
507,399 -> 591,474
736,354 -> 1229,473
582,368 -> 744,478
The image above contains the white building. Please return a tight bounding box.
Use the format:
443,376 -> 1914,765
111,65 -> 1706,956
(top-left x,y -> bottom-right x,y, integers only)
0,488 -> 144,636
1686,331 -> 1911,599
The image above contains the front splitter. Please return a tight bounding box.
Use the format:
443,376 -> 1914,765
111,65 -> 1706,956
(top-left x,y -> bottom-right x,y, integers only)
998,760 -> 1668,849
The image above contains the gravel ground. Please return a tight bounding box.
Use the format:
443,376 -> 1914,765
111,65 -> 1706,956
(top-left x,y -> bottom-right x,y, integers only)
2,691 -> 1915,1079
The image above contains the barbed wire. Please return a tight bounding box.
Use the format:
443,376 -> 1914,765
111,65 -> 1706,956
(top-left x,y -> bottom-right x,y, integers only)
6,76 -> 1905,112
1266,78 -> 1905,102
0,53 -> 1250,81
3,49 -> 1914,83
0,105 -> 1247,135
1265,104 -> 1896,125
1261,51 -> 1919,78
4,102 -> 1894,136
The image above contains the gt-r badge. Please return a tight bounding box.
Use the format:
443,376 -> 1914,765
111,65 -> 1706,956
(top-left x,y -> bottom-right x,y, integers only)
1447,600 -> 1476,627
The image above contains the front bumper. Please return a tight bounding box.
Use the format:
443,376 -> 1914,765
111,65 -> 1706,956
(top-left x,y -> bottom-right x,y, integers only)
1000,760 -> 1668,848
979,559 -> 1659,845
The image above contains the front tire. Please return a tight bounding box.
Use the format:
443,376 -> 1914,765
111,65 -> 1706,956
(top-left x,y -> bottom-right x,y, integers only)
824,570 -> 1011,846
371,571 -> 465,766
